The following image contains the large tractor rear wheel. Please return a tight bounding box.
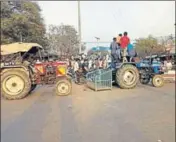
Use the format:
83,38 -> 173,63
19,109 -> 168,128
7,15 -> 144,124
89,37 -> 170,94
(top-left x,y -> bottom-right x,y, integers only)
1,69 -> 31,100
116,64 -> 139,89
55,78 -> 72,96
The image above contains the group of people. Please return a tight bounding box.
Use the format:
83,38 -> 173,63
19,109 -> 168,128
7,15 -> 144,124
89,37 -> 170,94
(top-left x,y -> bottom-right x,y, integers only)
110,32 -> 137,63
66,54 -> 109,84
66,31 -> 137,83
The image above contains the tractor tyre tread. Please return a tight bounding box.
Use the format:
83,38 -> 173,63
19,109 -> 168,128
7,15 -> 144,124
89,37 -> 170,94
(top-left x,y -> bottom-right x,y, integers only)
152,75 -> 164,87
1,70 -> 31,100
116,64 -> 139,89
55,78 -> 72,96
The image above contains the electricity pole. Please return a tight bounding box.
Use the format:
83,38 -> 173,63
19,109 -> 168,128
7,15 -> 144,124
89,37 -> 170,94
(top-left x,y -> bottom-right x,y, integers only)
78,1 -> 82,54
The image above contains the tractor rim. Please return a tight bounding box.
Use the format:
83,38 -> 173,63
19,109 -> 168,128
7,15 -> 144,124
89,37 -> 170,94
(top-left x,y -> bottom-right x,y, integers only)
154,77 -> 162,86
57,82 -> 69,94
2,75 -> 25,96
123,70 -> 136,85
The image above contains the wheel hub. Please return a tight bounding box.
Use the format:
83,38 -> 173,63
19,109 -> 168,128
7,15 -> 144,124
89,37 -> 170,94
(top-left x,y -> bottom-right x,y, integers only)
123,71 -> 135,85
155,78 -> 162,85
57,83 -> 69,94
12,83 -> 17,87
3,75 -> 25,95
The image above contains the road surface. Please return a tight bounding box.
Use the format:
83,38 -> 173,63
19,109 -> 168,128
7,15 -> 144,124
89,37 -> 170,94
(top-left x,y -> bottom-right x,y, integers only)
1,83 -> 175,142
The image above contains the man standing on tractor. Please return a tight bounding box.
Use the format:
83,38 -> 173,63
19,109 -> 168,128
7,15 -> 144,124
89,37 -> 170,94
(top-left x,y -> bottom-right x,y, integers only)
120,32 -> 130,62
116,33 -> 122,46
110,37 -> 119,63
116,33 -> 122,60
127,42 -> 136,62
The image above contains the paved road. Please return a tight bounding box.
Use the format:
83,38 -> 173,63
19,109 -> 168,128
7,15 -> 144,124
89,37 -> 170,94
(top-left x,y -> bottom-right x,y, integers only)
1,83 -> 175,142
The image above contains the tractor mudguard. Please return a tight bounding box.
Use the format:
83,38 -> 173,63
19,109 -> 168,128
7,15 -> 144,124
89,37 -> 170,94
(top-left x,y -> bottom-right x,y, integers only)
56,76 -> 72,83
1,65 -> 29,75
116,62 -> 137,69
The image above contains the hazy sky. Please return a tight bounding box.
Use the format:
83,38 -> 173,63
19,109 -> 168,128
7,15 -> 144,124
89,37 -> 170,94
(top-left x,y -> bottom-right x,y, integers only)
39,1 -> 175,50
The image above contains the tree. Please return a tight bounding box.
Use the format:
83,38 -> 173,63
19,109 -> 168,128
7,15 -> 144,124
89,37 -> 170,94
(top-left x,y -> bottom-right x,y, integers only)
1,1 -> 48,46
135,35 -> 164,57
46,24 -> 86,57
163,34 -> 175,52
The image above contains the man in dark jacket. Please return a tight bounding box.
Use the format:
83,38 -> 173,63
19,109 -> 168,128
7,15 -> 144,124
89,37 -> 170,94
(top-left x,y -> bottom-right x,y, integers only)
110,37 -> 119,62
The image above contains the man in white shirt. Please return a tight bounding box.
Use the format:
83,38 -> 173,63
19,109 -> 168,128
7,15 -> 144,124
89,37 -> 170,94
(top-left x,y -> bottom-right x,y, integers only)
166,60 -> 172,70
74,59 -> 79,72
163,60 -> 172,72
80,58 -> 84,64
88,59 -> 92,70
73,59 -> 80,83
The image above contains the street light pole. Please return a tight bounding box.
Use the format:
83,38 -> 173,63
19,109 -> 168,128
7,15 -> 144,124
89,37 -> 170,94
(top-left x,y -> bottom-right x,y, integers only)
78,1 -> 82,54
95,37 -> 100,48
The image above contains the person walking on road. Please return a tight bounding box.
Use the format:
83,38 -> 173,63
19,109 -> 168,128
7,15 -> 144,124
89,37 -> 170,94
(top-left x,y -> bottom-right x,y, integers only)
120,32 -> 130,62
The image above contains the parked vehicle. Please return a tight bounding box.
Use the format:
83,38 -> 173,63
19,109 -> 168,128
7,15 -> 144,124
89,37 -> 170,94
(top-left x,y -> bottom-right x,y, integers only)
1,42 -> 72,100
136,57 -> 164,87
86,52 -> 168,91
86,56 -> 140,90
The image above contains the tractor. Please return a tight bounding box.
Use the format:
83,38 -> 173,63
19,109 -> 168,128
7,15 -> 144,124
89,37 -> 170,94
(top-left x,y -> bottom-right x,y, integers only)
1,42 -> 72,100
112,54 -> 165,89
86,59 -> 140,91
86,52 -> 165,91
136,56 -> 165,87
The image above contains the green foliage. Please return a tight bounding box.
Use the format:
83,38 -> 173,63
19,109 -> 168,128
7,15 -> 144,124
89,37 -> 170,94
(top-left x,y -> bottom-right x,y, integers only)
135,35 -> 164,57
1,1 -> 47,46
46,24 -> 86,57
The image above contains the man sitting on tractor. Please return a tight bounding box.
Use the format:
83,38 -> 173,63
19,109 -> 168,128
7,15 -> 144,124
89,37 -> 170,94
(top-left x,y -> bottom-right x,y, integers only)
127,42 -> 137,62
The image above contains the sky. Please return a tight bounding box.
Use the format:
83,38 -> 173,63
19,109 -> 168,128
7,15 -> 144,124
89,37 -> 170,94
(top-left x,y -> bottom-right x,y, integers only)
38,1 -> 175,51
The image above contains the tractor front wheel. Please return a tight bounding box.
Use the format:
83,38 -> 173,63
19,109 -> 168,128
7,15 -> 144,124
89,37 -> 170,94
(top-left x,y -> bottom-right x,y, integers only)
55,79 -> 72,96
116,64 -> 139,89
152,75 -> 164,87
